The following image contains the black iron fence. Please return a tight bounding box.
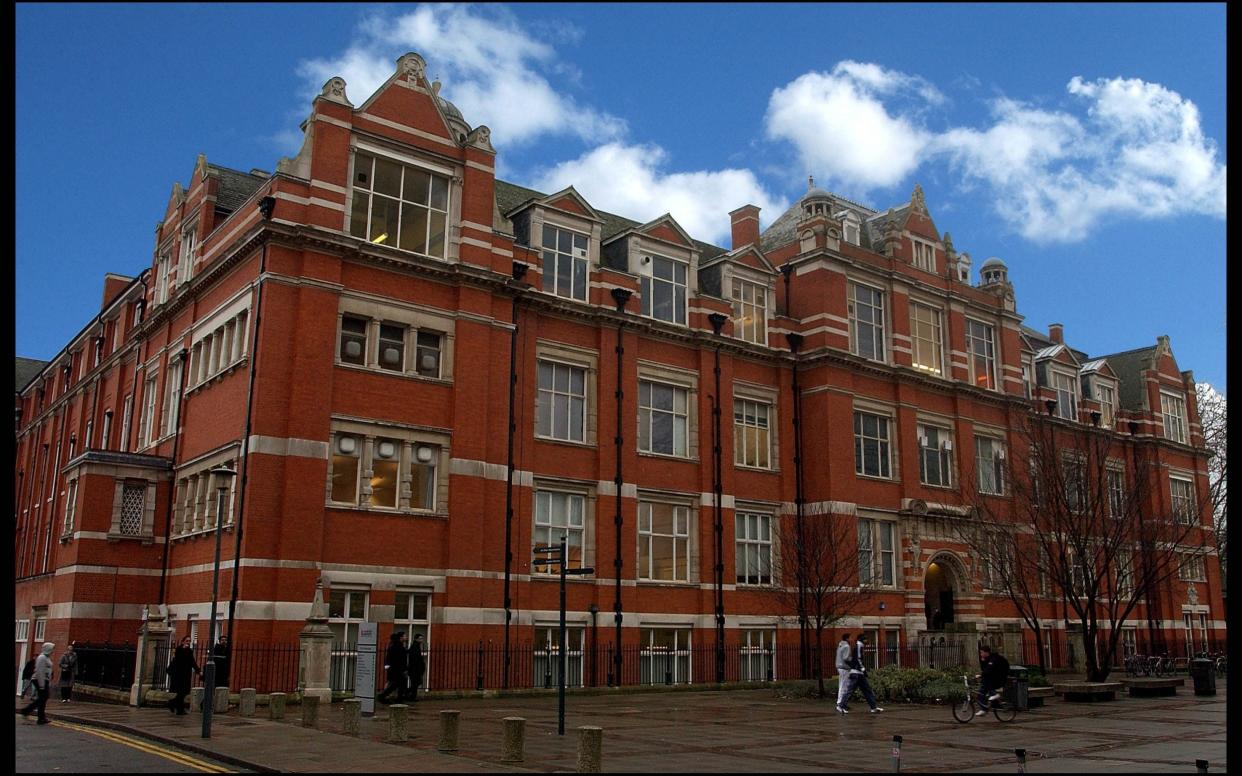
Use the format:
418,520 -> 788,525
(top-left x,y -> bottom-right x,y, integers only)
73,642 -> 137,691
151,642 -> 301,695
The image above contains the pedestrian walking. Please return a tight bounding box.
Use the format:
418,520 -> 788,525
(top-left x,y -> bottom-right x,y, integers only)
376,632 -> 408,704
166,636 -> 201,715
407,633 -> 426,702
20,655 -> 37,700
19,642 -> 54,725
212,635 -> 231,689
842,634 -> 884,713
835,633 -> 853,714
57,642 -> 78,702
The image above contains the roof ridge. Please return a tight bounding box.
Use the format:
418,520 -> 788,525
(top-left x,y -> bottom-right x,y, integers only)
1094,344 -> 1157,360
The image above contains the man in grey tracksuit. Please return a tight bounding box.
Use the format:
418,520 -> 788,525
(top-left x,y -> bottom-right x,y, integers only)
835,633 -> 853,713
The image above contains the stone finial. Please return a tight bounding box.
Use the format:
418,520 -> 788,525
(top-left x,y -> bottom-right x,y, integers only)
432,78 -> 442,96
1156,335 -> 1171,355
308,580 -> 329,622
397,52 -> 427,82
320,77 -> 352,107
807,175 -> 814,191
194,154 -> 208,179
943,231 -> 955,257
911,183 -> 926,213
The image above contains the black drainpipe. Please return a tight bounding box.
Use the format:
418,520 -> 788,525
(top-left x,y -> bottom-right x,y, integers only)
502,261 -> 528,690
157,348 -> 190,606
786,331 -> 808,678
609,287 -> 632,685
225,195 -> 276,643
708,312 -> 728,683
780,264 -> 793,317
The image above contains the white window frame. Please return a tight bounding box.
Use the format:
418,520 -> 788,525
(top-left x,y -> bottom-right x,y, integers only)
1178,553 -> 1206,582
639,627 -> 692,685
640,254 -> 688,325
1107,466 -> 1127,518
1052,369 -> 1078,421
394,590 -> 432,691
139,374 -> 158,448
540,224 -> 589,301
734,511 -> 773,586
854,409 -> 893,479
179,222 -> 199,285
536,359 -> 588,443
974,435 -> 1006,496
909,301 -> 944,375
917,423 -> 953,488
533,489 -> 590,573
848,281 -> 887,363
858,518 -> 897,587
740,627 -> 777,681
1170,476 -> 1197,525
966,318 -> 997,390
730,276 -> 768,345
533,624 -> 585,689
1095,380 -> 1117,428
638,379 -> 690,458
637,500 -> 693,583
733,398 -> 772,469
348,151 -> 451,259
160,358 -> 183,439
326,424 -> 449,513
1161,391 -> 1188,444
327,586 -> 370,691
911,238 -> 936,272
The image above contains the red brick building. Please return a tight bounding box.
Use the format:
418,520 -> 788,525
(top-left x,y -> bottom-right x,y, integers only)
14,52 -> 1222,689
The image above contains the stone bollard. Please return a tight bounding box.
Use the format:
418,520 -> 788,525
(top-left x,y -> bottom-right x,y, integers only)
214,686 -> 230,713
191,687 -> 205,713
238,685 -> 255,715
301,694 -> 320,728
389,704 -> 409,743
343,699 -> 362,736
576,726 -> 603,773
437,710 -> 460,752
501,717 -> 526,763
269,692 -> 286,720
239,689 -> 257,717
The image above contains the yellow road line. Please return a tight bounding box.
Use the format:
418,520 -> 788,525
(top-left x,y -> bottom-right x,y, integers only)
51,720 -> 235,773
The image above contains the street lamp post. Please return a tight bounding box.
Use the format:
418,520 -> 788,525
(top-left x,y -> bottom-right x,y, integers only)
533,536 -> 593,735
202,465 -> 237,739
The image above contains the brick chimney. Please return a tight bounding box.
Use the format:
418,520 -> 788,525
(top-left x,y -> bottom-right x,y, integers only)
1048,323 -> 1064,344
101,273 -> 133,311
729,205 -> 761,250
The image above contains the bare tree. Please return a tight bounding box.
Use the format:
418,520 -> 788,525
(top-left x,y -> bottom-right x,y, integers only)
959,410 -> 1210,681
1196,384 -> 1226,586
770,511 -> 872,697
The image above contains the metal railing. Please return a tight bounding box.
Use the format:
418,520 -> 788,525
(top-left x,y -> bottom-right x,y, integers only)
73,642 -> 137,691
152,642 -> 301,694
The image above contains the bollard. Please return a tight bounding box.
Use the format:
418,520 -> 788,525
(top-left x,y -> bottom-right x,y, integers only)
269,692 -> 286,720
343,699 -> 362,736
389,704 -> 409,743
239,689 -> 256,717
576,725 -> 603,773
1015,749 -> 1026,773
301,694 -> 320,728
892,734 -> 903,773
501,717 -> 526,763
191,687 -> 205,713
1197,760 -> 1209,774
438,710 -> 460,752
213,686 -> 230,714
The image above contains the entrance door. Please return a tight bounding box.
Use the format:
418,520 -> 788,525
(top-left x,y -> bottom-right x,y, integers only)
939,590 -> 955,626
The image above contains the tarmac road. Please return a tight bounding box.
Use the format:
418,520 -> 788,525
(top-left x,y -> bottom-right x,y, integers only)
16,714 -> 250,773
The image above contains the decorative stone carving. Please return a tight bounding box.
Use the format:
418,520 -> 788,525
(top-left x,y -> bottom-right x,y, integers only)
466,125 -> 495,153
1187,584 -> 1199,605
397,52 -> 426,82
911,183 -> 926,214
298,581 -> 335,706
320,77 -> 352,107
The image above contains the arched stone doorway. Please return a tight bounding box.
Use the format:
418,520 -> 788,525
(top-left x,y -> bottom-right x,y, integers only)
924,554 -> 965,631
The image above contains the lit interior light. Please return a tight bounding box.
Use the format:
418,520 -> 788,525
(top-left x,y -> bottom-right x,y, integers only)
373,233 -> 388,244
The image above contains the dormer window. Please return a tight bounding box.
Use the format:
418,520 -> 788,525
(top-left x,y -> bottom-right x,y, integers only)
1095,380 -> 1116,428
179,222 -> 199,285
349,152 -> 449,259
730,277 -> 767,345
843,219 -> 860,246
911,240 -> 935,272
1051,370 -> 1078,421
541,225 -> 589,301
640,254 -> 687,325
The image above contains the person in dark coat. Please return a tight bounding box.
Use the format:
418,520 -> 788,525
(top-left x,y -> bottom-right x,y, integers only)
167,636 -> 201,715
57,642 -> 78,702
376,632 -> 408,704
212,635 -> 231,689
407,633 -> 426,702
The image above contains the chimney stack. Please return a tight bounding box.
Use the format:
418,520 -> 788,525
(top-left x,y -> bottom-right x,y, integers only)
1048,323 -> 1064,344
729,205 -> 761,250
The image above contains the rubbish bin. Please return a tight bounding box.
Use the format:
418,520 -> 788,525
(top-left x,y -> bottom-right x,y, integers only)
1189,658 -> 1216,696
1007,666 -> 1030,711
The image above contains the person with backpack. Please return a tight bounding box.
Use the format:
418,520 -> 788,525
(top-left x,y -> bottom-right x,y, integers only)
57,642 -> 78,702
18,643 -> 54,725
20,656 -> 37,700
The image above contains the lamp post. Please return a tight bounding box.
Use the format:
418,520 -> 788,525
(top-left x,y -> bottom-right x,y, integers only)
202,465 -> 237,739
533,535 -> 593,735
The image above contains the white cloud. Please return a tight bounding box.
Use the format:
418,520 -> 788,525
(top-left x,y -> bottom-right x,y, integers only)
298,4 -> 624,147
531,143 -> 787,246
765,62 -> 934,191
765,63 -> 1226,243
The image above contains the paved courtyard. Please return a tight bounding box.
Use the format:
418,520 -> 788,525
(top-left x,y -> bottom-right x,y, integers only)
33,679 -> 1227,772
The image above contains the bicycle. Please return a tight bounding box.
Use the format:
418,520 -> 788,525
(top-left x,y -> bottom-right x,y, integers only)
1124,653 -> 1146,678
952,675 -> 1017,723
1214,654 -> 1227,676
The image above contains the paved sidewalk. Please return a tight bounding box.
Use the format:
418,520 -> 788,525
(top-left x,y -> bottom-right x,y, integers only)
21,678 -> 1228,772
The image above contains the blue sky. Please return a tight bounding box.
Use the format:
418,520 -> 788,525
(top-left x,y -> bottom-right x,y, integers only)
15,3 -> 1226,391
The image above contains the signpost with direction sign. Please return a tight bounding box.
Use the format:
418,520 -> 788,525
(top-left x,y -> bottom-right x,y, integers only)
533,535 -> 594,735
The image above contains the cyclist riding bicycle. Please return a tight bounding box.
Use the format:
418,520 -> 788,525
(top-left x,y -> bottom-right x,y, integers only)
975,644 -> 1010,716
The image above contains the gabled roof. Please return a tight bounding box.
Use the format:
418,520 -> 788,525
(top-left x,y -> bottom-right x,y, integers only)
1092,345 -> 1159,410
1019,325 -> 1090,363
759,191 -> 879,253
208,164 -> 268,212
493,180 -> 726,262
16,357 -> 48,393
700,243 -> 777,274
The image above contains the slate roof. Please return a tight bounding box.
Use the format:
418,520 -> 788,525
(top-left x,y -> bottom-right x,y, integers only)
493,180 -> 726,262
209,164 -> 268,212
1019,325 -> 1090,363
1091,345 -> 1158,410
759,192 -> 880,254
15,357 -> 48,393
